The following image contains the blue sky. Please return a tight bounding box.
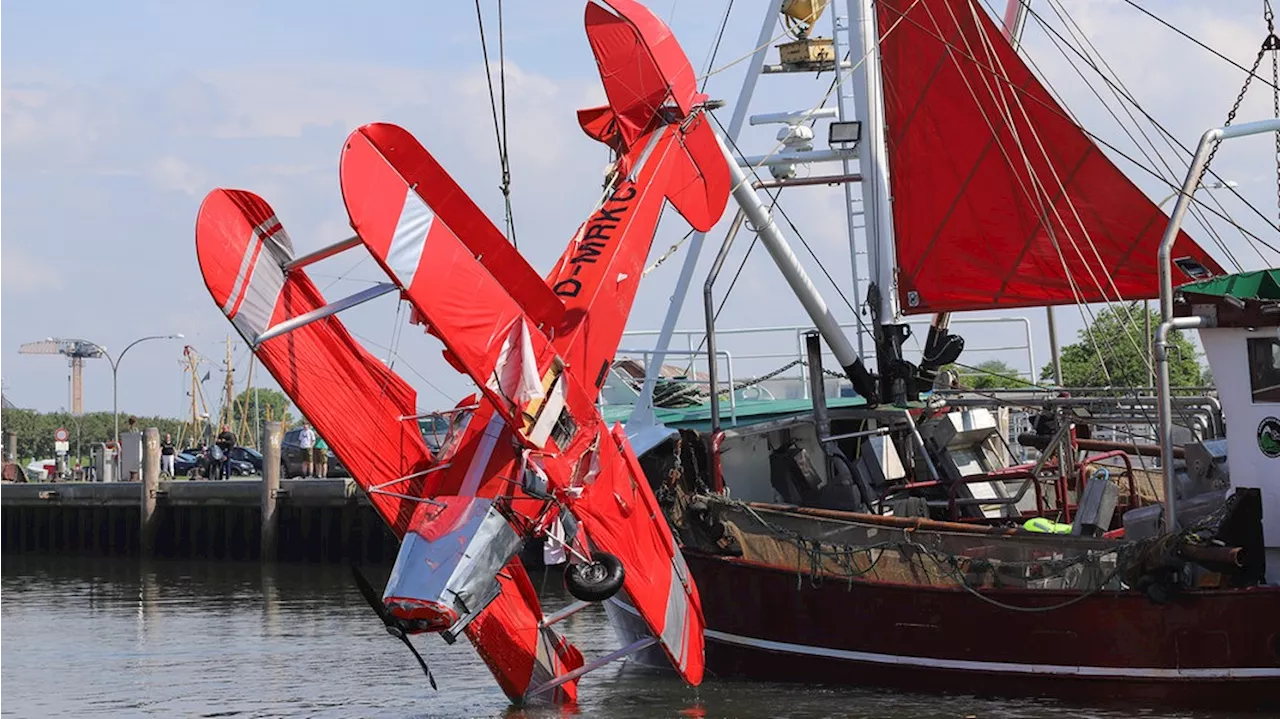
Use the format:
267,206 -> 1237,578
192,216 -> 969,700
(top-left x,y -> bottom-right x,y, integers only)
4,0 -> 1278,420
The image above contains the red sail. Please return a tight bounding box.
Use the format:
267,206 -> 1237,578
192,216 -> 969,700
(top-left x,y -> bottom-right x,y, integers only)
876,0 -> 1223,314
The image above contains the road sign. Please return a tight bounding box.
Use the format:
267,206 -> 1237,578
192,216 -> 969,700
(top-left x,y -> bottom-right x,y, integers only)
54,427 -> 70,442
55,440 -> 69,454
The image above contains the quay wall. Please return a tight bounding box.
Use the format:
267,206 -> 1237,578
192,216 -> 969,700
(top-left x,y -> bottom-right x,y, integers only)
1,479 -> 400,563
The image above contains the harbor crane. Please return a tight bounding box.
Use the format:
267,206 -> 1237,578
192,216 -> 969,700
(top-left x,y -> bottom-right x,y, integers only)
17,338 -> 105,415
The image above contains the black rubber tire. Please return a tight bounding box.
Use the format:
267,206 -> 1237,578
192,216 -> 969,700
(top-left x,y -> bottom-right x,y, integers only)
564,551 -> 626,602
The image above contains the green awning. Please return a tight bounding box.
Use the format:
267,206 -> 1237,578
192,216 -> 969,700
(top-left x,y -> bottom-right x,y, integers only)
1179,269 -> 1280,301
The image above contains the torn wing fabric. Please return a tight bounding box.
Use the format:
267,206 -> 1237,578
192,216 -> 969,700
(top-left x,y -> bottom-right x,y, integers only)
486,319 -> 546,411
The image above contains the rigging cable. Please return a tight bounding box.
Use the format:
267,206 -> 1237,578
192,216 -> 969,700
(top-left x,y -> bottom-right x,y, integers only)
1121,0 -> 1280,94
1026,0 -> 1232,395
1032,0 -> 1265,438
1198,0 -> 1279,206
1011,0 -> 1280,444
1035,0 -> 1247,272
889,4 -> 1280,252
933,2 -> 1204,436
710,112 -> 879,347
1025,0 -> 1280,254
349,329 -> 454,404
474,0 -> 518,249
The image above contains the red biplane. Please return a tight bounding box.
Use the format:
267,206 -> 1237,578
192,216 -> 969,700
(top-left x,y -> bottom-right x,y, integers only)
194,0 -> 729,704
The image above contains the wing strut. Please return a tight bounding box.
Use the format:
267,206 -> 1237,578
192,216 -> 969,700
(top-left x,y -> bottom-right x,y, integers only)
526,636 -> 658,697
252,282 -> 397,347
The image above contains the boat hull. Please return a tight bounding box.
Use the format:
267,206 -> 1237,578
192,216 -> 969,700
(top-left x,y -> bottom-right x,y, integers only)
684,551 -> 1280,711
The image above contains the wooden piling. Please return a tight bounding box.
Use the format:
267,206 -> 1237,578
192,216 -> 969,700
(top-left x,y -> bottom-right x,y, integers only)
5,430 -> 16,462
261,421 -> 283,561
141,427 -> 161,556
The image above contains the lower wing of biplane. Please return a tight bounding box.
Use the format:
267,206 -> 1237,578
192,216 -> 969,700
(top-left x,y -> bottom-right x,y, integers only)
195,190 -> 588,704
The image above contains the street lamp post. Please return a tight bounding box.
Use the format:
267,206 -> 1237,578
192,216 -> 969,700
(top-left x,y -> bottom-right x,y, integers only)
87,334 -> 185,447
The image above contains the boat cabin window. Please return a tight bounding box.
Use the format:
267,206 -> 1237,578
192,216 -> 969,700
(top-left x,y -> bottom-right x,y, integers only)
1247,337 -> 1280,403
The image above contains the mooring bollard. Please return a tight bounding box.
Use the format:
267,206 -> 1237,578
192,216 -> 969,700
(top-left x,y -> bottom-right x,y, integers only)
141,428 -> 161,556
261,421 -> 283,561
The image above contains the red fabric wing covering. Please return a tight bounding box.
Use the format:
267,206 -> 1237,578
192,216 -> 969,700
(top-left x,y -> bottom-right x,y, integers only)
568,423 -> 705,684
341,132 -> 583,448
196,190 -> 584,705
876,0 -> 1223,314
195,189 -> 433,535
468,558 -> 584,705
343,123 -> 565,333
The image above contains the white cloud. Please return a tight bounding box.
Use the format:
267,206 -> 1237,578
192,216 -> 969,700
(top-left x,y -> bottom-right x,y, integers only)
147,155 -> 208,196
1,247 -> 65,294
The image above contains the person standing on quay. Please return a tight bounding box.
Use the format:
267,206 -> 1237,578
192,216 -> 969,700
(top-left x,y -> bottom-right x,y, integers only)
298,423 -> 316,477
215,425 -> 236,480
160,433 -> 176,478
314,434 -> 329,478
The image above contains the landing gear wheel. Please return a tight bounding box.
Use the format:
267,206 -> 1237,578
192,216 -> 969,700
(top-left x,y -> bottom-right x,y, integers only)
564,551 -> 625,602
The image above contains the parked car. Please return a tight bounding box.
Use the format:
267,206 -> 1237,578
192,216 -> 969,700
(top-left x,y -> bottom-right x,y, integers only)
174,450 -> 254,478
227,446 -> 263,473
173,452 -> 201,477
281,428 -> 348,478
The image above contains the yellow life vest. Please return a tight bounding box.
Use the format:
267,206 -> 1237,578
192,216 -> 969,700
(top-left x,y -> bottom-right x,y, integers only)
1023,517 -> 1073,534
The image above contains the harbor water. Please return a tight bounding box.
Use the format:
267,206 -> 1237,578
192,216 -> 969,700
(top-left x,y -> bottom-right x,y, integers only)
0,557 -> 1248,718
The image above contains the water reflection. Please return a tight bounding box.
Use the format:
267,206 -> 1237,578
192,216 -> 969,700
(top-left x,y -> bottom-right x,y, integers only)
1,557 -> 1237,719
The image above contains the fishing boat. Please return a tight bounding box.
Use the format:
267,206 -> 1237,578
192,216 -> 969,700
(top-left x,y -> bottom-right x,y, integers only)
599,0 -> 1280,709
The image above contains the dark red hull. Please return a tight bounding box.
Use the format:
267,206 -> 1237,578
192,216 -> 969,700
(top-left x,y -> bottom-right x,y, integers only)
685,552 -> 1280,711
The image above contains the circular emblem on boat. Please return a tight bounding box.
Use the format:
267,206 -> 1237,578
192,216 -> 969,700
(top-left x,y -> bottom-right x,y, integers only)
1257,416 -> 1280,458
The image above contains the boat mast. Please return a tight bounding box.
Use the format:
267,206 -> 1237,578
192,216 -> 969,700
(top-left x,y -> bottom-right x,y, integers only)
847,0 -> 908,404
829,2 -> 868,359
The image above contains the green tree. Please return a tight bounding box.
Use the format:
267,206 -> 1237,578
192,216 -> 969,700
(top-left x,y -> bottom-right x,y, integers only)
229,387 -> 294,432
1039,303 -> 1203,388
950,359 -> 1033,389
0,409 -> 184,462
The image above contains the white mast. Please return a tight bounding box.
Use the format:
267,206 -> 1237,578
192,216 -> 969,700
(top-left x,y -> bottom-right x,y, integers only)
847,0 -> 898,326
